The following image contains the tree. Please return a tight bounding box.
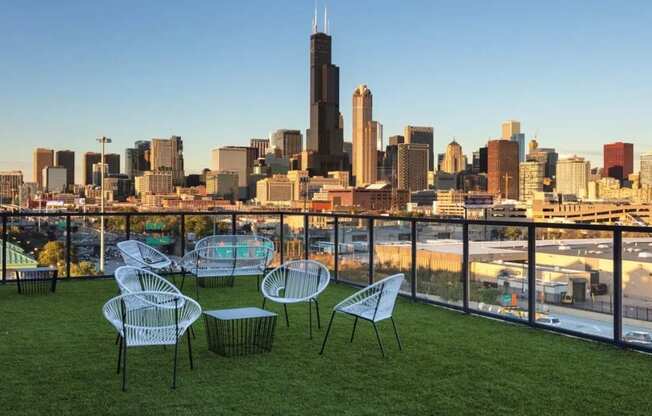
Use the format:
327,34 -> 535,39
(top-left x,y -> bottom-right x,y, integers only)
70,261 -> 97,277
504,227 -> 524,241
38,241 -> 65,268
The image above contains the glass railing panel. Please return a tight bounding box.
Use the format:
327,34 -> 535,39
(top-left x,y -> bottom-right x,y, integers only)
415,221 -> 463,306
5,214 -> 63,278
468,223 -> 529,321
620,230 -> 652,350
184,214 -> 231,252
373,219 -> 412,294
129,214 -> 182,262
307,215 -> 335,275
70,214 -> 126,276
534,226 -> 613,340
338,216 -> 370,286
283,215 -> 305,261
241,214 -> 281,268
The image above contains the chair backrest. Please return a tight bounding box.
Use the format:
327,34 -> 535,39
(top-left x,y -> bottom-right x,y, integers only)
263,260 -> 330,300
114,266 -> 180,295
117,240 -> 169,268
196,234 -> 274,254
102,292 -> 201,345
372,274 -> 404,321
182,236 -> 274,275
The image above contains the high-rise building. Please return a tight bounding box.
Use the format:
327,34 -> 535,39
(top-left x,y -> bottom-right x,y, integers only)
556,156 -> 590,197
151,136 -> 184,185
83,152 -> 102,185
134,171 -> 174,195
211,146 -> 256,200
375,122 -> 383,151
603,141 -> 634,181
519,161 -> 545,201
0,171 -> 23,203
306,19 -> 347,176
250,138 -> 270,159
92,163 -> 108,187
501,120 -> 526,162
388,135 -> 404,146
441,140 -> 465,174
478,146 -> 488,174
125,148 -> 137,179
33,148 -> 54,189
104,153 -> 120,176
206,171 -> 239,200
125,140 -> 151,179
43,166 -> 67,193
487,139 -> 519,200
404,126 -> 434,171
352,85 -> 377,186
528,148 -> 558,179
641,152 -> 652,188
54,150 -> 75,189
397,143 -> 429,192
271,130 -> 302,158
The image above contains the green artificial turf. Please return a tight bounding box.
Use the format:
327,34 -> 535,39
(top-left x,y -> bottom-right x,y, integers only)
1,277 -> 651,416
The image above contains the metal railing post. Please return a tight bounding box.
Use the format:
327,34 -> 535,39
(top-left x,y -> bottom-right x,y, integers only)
410,219 -> 417,301
65,214 -> 72,278
180,214 -> 186,256
527,224 -> 536,325
613,227 -> 623,346
462,222 -> 469,313
303,214 -> 309,260
333,216 -> 339,282
368,218 -> 374,285
2,214 -> 7,283
279,213 -> 284,265
125,214 -> 131,240
231,213 -> 237,235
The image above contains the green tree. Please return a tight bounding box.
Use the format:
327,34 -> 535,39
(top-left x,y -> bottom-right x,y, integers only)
70,261 -> 97,277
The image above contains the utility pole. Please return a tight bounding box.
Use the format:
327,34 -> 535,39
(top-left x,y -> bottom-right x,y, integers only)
97,136 -> 112,273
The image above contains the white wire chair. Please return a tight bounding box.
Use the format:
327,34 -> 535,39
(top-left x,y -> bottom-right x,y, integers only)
102,291 -> 202,391
180,236 -> 274,296
261,260 -> 330,339
320,273 -> 404,357
117,240 -> 173,272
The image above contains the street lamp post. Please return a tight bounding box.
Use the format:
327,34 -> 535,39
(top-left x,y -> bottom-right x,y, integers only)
97,136 -> 112,273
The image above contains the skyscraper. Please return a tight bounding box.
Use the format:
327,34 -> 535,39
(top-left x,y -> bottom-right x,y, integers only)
388,135 -> 404,146
250,138 -> 270,159
54,150 -> 75,189
306,15 -> 347,176
641,152 -> 652,188
488,139 -> 519,200
151,136 -> 184,185
404,126 -> 434,171
441,140 -> 465,174
104,153 -> 120,176
556,156 -> 590,197
125,148 -> 138,179
211,146 -> 256,200
502,120 -> 526,162
271,130 -> 302,158
33,148 -> 54,189
83,152 -> 102,185
519,161 -> 545,201
352,84 -> 377,186
603,141 -> 634,181
528,148 -> 558,179
397,143 -> 429,192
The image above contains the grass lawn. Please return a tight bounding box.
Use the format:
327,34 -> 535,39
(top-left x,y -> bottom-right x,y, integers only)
1,276 -> 651,416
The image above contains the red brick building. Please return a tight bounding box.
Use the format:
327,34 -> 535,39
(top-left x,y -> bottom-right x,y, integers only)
327,184 -> 409,211
603,142 -> 633,181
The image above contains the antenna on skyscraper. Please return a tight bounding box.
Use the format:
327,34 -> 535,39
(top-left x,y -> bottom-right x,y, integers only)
324,5 -> 328,34
312,1 -> 318,34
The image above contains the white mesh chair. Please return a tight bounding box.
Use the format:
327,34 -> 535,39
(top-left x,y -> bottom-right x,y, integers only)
180,236 -> 274,296
320,273 -> 404,357
261,260 -> 330,339
117,240 -> 173,272
102,291 -> 201,391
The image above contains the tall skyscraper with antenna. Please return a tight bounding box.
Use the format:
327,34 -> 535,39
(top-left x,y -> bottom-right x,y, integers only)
306,6 -> 348,177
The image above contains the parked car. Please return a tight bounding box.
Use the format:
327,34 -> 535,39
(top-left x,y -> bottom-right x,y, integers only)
536,314 -> 561,326
623,331 -> 652,345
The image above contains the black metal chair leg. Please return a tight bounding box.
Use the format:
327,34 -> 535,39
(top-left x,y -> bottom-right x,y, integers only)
314,298 -> 321,329
189,325 -> 196,339
121,337 -> 127,392
372,322 -> 385,357
308,301 -> 313,339
350,317 -> 359,343
115,333 -> 120,345
172,340 -> 179,389
187,331 -> 194,370
180,272 -> 186,291
319,311 -> 336,355
391,317 -> 403,351
195,276 -> 200,301
283,304 -> 290,327
116,335 -> 122,374
261,297 -> 267,310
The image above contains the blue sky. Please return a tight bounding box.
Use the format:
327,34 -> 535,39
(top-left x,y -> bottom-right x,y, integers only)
1,0 -> 651,181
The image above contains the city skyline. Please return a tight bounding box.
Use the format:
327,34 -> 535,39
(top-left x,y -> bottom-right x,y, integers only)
2,1 -> 652,180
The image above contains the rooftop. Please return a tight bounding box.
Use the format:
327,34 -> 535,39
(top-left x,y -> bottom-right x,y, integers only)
2,276 -> 651,415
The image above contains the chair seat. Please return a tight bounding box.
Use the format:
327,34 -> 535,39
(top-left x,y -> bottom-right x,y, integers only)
122,325 -> 186,347
337,303 -> 378,321
188,265 -> 263,277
